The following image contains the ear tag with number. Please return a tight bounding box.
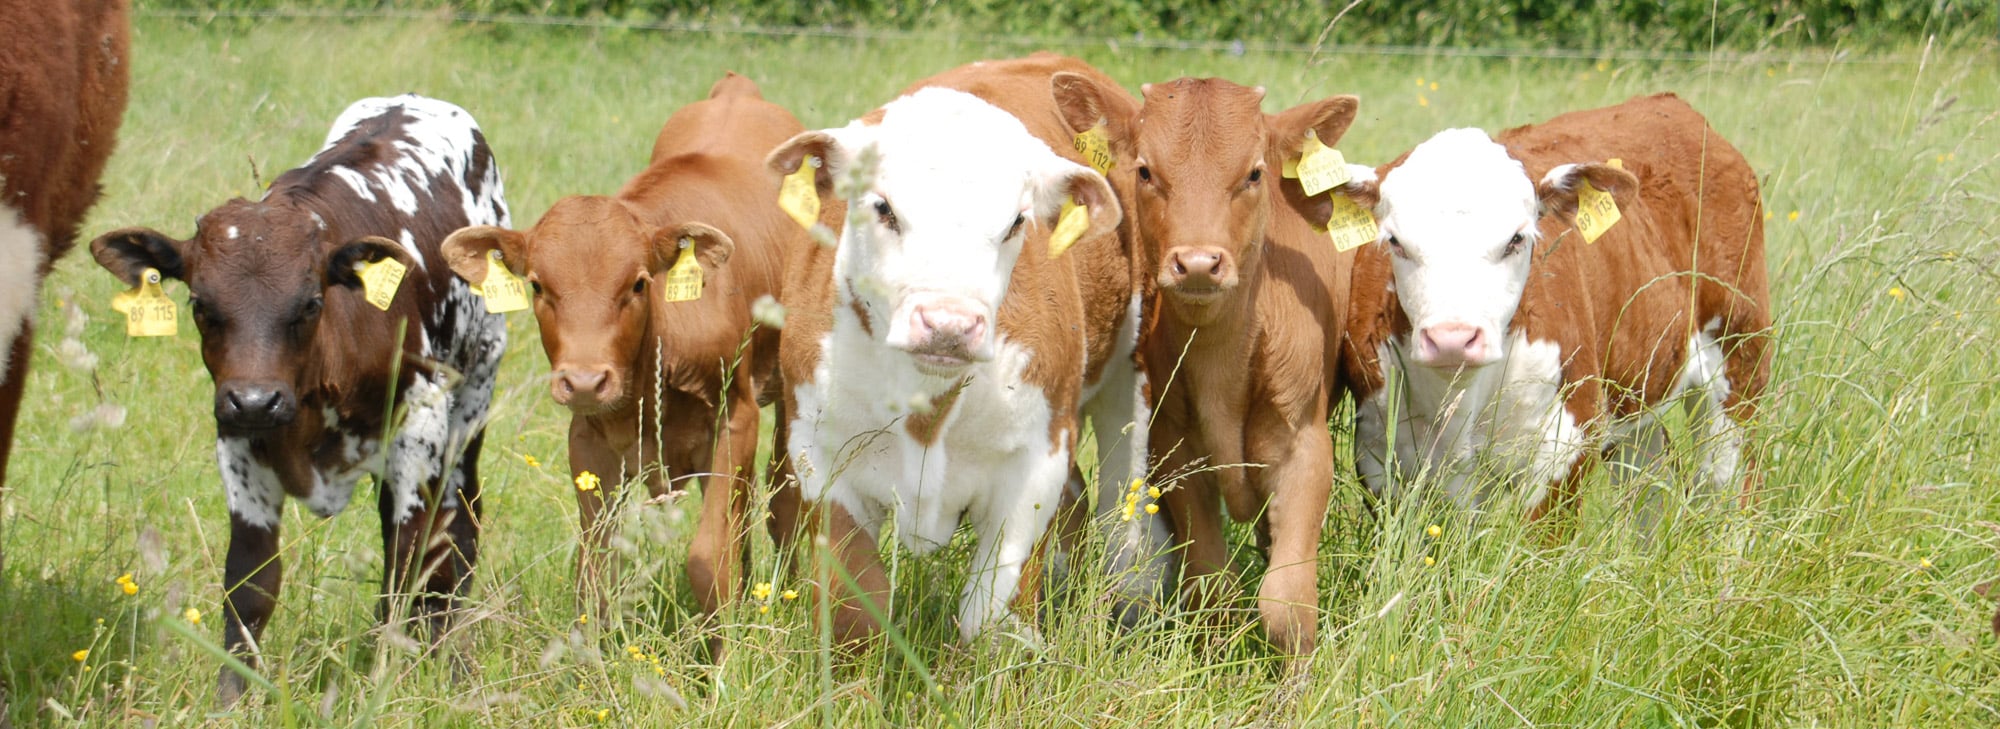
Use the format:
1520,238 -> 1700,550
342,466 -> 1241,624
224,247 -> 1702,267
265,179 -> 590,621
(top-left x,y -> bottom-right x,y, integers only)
357,257 -> 407,311
111,267 -> 178,337
1325,194 -> 1379,252
1574,180 -> 1622,244
660,239 -> 703,303
779,155 -> 821,230
1072,126 -> 1115,175
475,250 -> 530,313
1048,198 -> 1089,258
1281,130 -> 1351,197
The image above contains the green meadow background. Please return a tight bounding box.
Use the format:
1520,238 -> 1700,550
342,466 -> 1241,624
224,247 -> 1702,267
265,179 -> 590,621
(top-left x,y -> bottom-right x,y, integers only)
2,12 -> 1998,727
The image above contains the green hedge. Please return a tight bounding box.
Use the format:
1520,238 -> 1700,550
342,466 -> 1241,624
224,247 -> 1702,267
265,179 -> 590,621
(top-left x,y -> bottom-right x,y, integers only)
135,0 -> 1995,50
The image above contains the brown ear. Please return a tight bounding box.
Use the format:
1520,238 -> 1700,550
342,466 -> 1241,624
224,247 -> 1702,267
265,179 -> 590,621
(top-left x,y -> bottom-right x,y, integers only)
650,222 -> 735,276
90,227 -> 188,286
326,236 -> 420,290
440,225 -> 528,287
1535,162 -> 1641,220
766,130 -> 843,202
1050,71 -> 1135,143
1269,95 -> 1361,171
1035,164 -> 1122,246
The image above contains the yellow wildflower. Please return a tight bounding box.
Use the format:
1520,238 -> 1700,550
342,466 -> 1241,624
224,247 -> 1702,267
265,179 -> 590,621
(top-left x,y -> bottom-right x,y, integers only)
1429,81 -> 1439,91
1418,95 -> 1429,108
1763,210 -> 1773,221
1597,60 -> 1611,72
1128,478 -> 1143,494
1426,524 -> 1441,539
1918,557 -> 1933,570
758,604 -> 770,615
1144,503 -> 1159,515
1423,555 -> 1436,567
523,454 -> 541,468
72,649 -> 89,662
183,607 -> 202,625
576,613 -> 589,625
1787,210 -> 1799,222
782,589 -> 799,601
1416,77 -> 1425,87
116,573 -> 137,596
752,582 -> 773,601
575,471 -> 600,492
1146,486 -> 1161,499
594,708 -> 610,722
1888,287 -> 1906,301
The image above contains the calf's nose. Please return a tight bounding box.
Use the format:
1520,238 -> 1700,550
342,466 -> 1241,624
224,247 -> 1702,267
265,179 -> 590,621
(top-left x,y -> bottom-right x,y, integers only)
1165,247 -> 1229,290
552,368 -> 615,407
1415,323 -> 1490,367
216,384 -> 296,429
909,303 -> 988,352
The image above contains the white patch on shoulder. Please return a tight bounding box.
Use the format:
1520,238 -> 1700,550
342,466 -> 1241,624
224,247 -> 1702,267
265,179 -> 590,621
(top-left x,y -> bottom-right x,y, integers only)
218,438 -> 285,530
0,204 -> 44,378
384,373 -> 454,523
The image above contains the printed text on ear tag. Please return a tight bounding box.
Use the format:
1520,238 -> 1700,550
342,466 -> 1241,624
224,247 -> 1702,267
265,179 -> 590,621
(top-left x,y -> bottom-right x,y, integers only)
1326,194 -> 1379,252
475,250 -> 530,313
660,239 -> 703,303
358,257 -> 407,311
779,155 -> 821,230
111,267 -> 177,337
1281,130 -> 1351,197
1048,198 -> 1088,258
1072,126 -> 1114,175
1574,180 -> 1621,244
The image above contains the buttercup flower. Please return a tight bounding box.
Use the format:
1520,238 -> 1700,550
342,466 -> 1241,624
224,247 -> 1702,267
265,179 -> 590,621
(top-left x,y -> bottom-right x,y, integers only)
576,471 -> 601,492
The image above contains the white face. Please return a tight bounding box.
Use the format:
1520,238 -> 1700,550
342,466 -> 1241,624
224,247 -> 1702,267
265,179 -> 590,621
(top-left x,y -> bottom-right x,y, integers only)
1375,128 -> 1540,369
823,88 -> 1095,377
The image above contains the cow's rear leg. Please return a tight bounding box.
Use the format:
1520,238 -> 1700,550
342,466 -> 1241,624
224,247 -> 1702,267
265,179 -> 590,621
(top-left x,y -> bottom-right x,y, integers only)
814,502 -> 891,647
688,395 -> 760,660
220,516 -> 282,707
764,408 -> 804,571
1682,328 -> 1754,505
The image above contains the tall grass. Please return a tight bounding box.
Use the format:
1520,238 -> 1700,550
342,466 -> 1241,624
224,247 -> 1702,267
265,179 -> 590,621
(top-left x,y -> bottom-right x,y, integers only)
1,17 -> 1996,726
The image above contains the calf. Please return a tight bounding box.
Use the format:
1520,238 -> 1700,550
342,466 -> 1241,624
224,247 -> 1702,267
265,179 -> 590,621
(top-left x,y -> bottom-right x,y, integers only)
440,73 -> 804,637
1335,93 -> 1771,526
767,55 -> 1142,644
90,95 -> 509,704
1051,75 -> 1362,657
0,0 -> 129,489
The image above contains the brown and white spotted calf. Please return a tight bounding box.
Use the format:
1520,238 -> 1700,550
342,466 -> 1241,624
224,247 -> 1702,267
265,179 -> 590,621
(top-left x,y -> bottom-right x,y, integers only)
1050,75 -> 1361,657
1335,93 -> 1771,526
90,95 -> 509,704
0,0 -> 128,490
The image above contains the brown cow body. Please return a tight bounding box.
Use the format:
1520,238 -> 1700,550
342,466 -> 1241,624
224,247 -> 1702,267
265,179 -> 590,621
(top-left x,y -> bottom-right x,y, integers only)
767,55 -> 1150,644
442,73 -> 805,636
0,0 -> 129,490
92,96 -> 510,704
1339,94 -> 1771,527
1052,76 -> 1362,657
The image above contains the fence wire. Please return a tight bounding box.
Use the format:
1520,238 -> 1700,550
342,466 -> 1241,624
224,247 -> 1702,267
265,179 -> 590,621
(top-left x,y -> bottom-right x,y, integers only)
135,7 -> 1945,65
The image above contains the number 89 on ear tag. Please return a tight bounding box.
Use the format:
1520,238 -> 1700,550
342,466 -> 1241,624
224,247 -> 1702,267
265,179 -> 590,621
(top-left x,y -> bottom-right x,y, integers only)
476,250 -> 531,313
112,267 -> 178,337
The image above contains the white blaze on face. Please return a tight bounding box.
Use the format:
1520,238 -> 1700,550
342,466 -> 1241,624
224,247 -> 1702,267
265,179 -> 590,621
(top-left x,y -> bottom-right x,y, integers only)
823,88 -> 1091,374
1376,129 -> 1540,368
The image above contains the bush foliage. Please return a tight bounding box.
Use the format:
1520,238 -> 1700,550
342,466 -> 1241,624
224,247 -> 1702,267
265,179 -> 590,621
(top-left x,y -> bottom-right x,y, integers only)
136,0 -> 1993,50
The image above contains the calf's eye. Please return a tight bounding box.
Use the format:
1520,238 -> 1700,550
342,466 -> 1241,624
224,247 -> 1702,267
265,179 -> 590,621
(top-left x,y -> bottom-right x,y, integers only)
1503,233 -> 1527,257
1137,166 -> 1153,183
1247,168 -> 1263,184
631,277 -> 646,294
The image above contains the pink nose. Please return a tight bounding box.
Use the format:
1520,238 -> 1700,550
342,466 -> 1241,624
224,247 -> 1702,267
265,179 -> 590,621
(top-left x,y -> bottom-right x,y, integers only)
1165,247 -> 1229,289
552,367 -> 614,407
907,303 -> 988,357
1416,323 -> 1489,367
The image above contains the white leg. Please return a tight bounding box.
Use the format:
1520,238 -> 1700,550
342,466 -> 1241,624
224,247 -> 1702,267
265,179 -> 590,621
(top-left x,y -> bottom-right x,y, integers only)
957,448 -> 1065,643
1083,363 -> 1171,613
1681,331 -> 1745,498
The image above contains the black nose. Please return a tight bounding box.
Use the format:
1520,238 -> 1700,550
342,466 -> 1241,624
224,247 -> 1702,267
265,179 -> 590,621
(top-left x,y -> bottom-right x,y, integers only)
216,384 -> 296,429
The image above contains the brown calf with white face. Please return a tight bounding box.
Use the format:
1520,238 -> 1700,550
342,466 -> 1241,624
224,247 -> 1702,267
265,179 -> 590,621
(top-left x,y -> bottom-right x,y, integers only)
441,73 -> 805,635
92,95 -> 510,704
1052,76 -> 1361,657
1335,93 -> 1771,528
0,0 -> 129,491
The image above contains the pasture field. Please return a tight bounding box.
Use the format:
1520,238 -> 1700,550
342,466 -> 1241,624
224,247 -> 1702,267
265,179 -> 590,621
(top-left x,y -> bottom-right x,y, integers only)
2,16 -> 1998,727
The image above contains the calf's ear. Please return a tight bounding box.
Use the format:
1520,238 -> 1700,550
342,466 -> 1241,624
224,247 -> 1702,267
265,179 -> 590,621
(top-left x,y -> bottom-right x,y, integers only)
1033,161 -> 1123,248
1269,95 -> 1361,171
766,129 -> 853,204
651,222 -> 735,275
90,228 -> 187,286
1050,71 -> 1135,144
325,236 -> 419,289
1536,162 -> 1640,219
441,225 -> 528,287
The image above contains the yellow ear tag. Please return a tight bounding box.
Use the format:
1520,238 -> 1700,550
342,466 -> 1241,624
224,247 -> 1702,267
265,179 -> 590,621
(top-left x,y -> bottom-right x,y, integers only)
779,155 -> 821,230
1072,126 -> 1115,175
1048,198 -> 1089,258
111,267 -> 178,337
1574,179 -> 1622,244
358,257 -> 407,311
475,250 -> 530,313
1281,130 -> 1351,197
660,239 -> 703,303
1325,194 -> 1379,252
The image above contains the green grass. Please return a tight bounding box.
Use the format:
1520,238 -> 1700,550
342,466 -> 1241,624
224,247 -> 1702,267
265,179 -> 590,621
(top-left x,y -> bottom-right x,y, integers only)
4,16 -> 1998,727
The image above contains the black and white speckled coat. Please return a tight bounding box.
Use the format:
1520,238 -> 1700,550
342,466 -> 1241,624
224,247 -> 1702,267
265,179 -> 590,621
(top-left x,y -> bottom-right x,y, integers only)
90,94 -> 508,705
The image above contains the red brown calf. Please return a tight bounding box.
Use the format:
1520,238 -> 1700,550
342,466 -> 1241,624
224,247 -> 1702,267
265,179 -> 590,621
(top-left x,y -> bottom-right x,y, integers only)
1051,75 -> 1361,657
441,73 -> 805,639
0,0 -> 129,491
1336,93 -> 1771,529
